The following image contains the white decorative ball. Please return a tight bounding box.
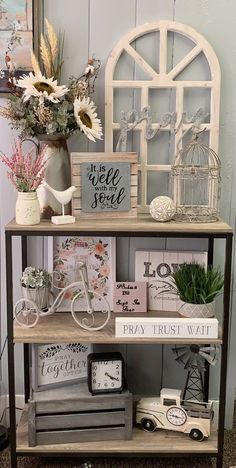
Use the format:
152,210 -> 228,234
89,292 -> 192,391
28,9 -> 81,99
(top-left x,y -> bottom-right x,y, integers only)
149,196 -> 175,222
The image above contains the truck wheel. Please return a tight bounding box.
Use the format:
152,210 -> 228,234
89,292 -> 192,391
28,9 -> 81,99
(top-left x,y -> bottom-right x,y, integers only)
189,429 -> 204,441
141,418 -> 156,432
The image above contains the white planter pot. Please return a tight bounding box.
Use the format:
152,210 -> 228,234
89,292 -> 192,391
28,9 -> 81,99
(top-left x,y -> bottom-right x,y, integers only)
22,286 -> 50,310
16,192 -> 40,225
178,301 -> 215,318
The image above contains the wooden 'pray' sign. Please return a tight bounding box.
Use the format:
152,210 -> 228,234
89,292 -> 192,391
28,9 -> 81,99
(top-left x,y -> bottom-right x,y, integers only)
71,153 -> 138,218
113,282 -> 147,313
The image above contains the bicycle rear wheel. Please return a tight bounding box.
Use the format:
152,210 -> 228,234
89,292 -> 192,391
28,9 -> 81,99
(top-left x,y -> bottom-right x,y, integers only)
14,298 -> 39,328
71,290 -> 110,331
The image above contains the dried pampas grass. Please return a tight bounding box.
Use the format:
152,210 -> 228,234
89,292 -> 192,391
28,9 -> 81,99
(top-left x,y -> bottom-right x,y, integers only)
30,50 -> 41,76
45,18 -> 58,64
40,34 -> 52,78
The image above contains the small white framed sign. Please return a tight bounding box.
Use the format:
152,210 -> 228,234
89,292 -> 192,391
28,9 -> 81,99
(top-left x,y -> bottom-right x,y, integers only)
32,343 -> 92,391
115,317 -> 218,339
113,282 -> 147,313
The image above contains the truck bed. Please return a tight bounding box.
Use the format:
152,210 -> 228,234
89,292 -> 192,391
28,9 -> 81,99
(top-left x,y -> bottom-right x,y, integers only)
182,400 -> 213,419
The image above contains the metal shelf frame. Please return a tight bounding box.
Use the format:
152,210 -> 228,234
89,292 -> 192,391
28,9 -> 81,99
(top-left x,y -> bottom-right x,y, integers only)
5,220 -> 233,468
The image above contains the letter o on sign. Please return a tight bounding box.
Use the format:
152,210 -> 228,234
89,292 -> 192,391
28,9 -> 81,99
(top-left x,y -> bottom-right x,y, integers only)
156,263 -> 171,278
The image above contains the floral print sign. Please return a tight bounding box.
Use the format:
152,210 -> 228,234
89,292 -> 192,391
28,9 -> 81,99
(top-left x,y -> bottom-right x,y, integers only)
53,236 -> 116,311
0,0 -> 37,92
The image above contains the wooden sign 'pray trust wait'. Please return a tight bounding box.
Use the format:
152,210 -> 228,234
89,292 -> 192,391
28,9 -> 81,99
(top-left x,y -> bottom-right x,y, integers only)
113,282 -> 147,313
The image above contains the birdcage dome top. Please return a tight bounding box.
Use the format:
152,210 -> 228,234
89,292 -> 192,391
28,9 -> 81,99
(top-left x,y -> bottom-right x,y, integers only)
173,134 -> 220,169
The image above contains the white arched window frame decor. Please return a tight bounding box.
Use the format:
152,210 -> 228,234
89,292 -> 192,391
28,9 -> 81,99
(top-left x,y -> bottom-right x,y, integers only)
105,20 -> 221,213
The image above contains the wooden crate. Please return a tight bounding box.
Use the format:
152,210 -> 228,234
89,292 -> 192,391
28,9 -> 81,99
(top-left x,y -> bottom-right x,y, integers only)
28,383 -> 133,446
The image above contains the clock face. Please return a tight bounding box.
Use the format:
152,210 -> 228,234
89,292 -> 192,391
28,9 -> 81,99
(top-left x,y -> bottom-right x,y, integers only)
91,359 -> 123,393
166,407 -> 187,426
88,352 -> 125,395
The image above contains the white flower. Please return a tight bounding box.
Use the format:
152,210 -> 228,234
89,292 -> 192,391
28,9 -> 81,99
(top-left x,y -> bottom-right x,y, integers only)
0,69 -> 5,79
17,72 -> 68,104
74,96 -> 103,142
85,64 -> 95,75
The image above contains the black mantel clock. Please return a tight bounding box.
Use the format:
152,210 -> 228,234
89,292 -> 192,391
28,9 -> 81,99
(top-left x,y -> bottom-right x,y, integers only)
87,352 -> 125,395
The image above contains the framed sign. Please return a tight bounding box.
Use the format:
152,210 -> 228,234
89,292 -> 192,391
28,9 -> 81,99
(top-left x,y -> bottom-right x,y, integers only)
71,152 -> 138,218
32,343 -> 92,391
135,250 -> 207,312
48,236 -> 116,312
113,282 -> 147,313
0,0 -> 41,94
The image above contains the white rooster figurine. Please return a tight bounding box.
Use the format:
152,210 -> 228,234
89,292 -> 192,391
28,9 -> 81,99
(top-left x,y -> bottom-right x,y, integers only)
44,182 -> 77,224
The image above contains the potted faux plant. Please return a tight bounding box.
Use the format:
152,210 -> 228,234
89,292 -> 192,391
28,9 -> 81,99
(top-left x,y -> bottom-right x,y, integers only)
0,139 -> 47,225
169,262 -> 224,318
21,267 -> 52,310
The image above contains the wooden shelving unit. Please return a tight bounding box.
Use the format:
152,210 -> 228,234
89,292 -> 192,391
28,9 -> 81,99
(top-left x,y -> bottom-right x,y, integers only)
6,216 -> 232,235
5,217 -> 233,467
17,407 -> 218,455
14,311 -> 223,344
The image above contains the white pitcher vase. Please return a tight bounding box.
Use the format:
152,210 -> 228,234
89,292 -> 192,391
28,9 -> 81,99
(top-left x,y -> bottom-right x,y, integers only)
36,134 -> 71,219
16,192 -> 40,226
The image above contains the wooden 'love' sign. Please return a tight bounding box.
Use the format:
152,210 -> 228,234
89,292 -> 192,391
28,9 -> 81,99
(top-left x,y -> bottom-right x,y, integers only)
71,153 -> 138,218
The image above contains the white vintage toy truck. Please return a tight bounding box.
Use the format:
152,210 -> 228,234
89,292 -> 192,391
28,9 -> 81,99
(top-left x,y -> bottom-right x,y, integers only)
136,388 -> 213,441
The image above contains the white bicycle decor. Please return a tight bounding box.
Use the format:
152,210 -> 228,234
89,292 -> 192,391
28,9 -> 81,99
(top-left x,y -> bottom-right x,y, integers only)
14,262 -> 111,331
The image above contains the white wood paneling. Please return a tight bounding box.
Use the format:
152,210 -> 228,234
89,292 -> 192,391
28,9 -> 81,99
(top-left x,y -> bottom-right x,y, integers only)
44,0 -> 90,82
0,0 -> 236,428
136,0 -> 175,24
89,0 -> 137,152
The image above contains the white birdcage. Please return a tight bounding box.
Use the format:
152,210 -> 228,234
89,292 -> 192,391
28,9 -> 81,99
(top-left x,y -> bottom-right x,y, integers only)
172,133 -> 221,223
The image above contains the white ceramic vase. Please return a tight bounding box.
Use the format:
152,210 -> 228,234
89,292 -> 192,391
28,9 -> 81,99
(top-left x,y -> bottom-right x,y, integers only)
16,192 -> 40,226
178,301 -> 215,318
36,134 -> 71,219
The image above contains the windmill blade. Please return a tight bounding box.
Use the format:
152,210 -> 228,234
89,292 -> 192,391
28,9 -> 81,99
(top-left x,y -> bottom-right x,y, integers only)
199,346 -> 218,353
172,346 -> 188,354
199,350 -> 218,365
184,355 -> 194,369
175,351 -> 190,364
196,353 -> 206,371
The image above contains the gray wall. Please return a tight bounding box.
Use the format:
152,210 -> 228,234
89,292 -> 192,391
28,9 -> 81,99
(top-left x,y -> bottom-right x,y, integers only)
0,0 -> 236,428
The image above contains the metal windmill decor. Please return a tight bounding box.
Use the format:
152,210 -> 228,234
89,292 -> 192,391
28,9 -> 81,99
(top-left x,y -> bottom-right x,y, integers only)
172,130 -> 221,223
172,344 -> 219,401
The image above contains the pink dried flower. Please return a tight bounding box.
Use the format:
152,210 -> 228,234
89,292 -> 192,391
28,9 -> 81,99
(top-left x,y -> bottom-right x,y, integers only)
0,139 -> 47,192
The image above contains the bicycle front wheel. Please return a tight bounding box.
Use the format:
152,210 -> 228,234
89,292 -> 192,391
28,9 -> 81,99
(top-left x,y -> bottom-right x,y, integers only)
71,290 -> 110,331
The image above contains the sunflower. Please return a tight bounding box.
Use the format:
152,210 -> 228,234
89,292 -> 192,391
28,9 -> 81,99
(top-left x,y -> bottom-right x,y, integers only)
17,72 -> 68,104
74,96 -> 103,141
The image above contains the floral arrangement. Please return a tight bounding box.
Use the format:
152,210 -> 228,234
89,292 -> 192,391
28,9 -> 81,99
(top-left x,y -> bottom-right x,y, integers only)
0,19 -> 102,142
21,267 -> 52,289
0,139 -> 46,192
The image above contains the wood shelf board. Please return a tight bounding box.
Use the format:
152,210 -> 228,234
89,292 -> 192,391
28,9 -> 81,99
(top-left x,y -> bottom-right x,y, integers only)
17,407 -> 217,454
14,312 -> 222,344
5,216 -> 232,235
